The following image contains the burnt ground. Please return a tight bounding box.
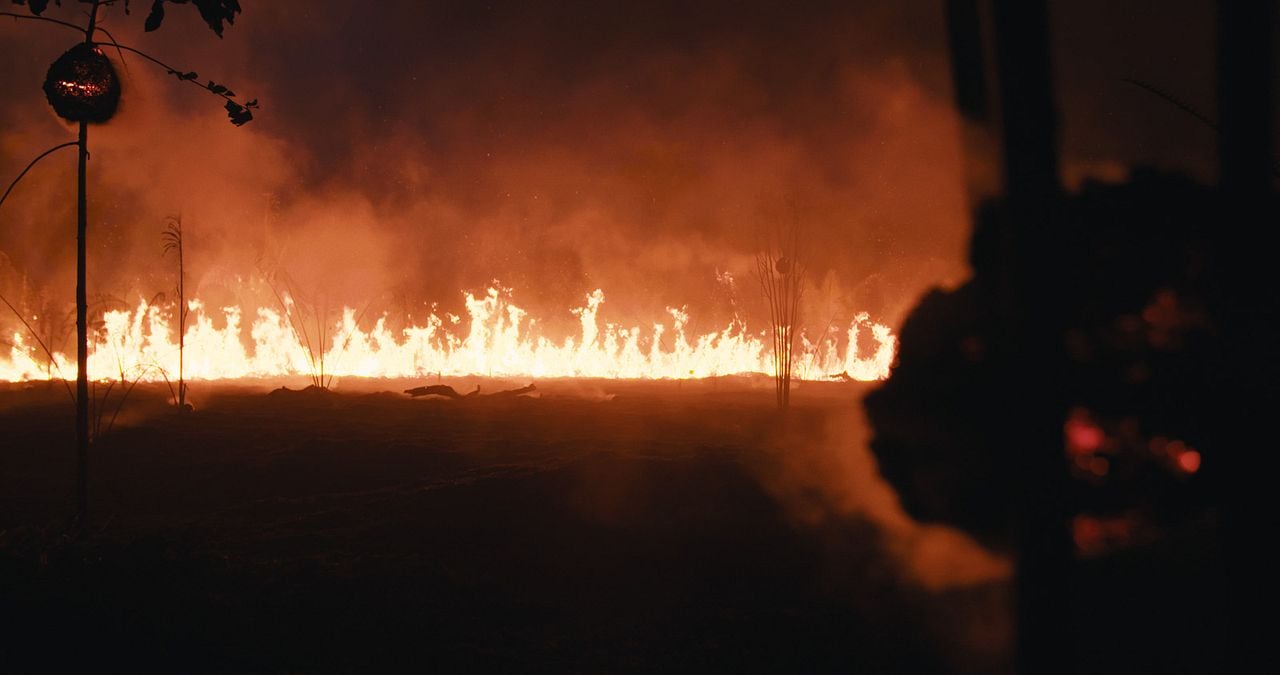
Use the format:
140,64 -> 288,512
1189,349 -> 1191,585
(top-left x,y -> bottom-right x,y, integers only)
3,377 -> 1007,672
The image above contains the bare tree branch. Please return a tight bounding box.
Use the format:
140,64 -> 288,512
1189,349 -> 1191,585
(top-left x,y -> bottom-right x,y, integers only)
0,141 -> 80,215
0,11 -> 88,35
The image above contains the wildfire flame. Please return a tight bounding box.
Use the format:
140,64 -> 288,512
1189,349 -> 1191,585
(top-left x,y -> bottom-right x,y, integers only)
54,80 -> 108,96
1,287 -> 896,384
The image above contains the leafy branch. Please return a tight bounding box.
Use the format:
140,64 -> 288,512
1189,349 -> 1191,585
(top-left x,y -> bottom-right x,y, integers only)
3,0 -> 256,125
10,0 -> 239,37
111,42 -> 259,125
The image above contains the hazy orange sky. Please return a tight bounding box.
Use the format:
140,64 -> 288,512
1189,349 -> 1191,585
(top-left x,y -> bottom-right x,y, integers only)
0,1 -> 1249,337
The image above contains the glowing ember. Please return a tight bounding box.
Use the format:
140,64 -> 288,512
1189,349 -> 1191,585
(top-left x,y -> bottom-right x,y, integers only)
0,287 -> 896,384
1065,408 -> 1105,454
53,80 -> 108,96
1176,449 -> 1201,474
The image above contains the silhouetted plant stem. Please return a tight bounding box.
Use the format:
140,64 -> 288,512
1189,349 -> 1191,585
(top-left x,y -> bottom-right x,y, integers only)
756,218 -> 805,412
163,216 -> 188,411
178,234 -> 185,410
0,141 -> 78,213
0,11 -> 85,34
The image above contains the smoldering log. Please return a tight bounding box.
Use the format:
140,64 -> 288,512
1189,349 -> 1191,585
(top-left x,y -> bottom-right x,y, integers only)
404,383 -> 537,399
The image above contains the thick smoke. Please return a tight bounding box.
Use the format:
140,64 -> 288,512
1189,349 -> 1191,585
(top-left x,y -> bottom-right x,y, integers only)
2,1 -> 969,347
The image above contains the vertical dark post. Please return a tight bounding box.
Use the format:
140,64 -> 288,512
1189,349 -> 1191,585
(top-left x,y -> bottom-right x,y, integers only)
991,1 -> 1059,202
946,0 -> 1001,204
177,219 -> 185,411
75,0 -> 101,529
75,119 -> 88,526
990,1 -> 1070,672
946,0 -> 989,123
1215,0 -> 1273,663
1217,3 -> 1272,196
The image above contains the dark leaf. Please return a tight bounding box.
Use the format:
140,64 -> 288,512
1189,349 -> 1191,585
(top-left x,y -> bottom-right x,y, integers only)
29,0 -> 49,17
207,83 -> 228,95
244,99 -> 258,108
166,69 -> 199,82
190,0 -> 241,37
144,0 -> 164,32
224,100 -> 252,126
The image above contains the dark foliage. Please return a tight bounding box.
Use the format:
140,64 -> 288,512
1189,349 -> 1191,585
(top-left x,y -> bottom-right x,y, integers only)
10,0 -> 239,37
866,169 -> 1226,548
143,0 -> 163,31
10,0 -> 54,17
144,0 -> 241,37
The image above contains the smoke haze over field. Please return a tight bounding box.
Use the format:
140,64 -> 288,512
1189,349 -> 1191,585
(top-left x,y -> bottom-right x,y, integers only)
0,0 -> 1232,342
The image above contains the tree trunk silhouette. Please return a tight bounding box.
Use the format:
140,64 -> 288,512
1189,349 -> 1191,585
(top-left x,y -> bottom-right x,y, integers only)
946,0 -> 1071,670
991,2 -> 1072,671
75,118 -> 88,527
1215,0 -> 1272,664
74,0 -> 102,529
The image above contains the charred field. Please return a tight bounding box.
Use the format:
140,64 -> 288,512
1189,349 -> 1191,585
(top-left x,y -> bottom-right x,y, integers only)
0,377 -> 1008,673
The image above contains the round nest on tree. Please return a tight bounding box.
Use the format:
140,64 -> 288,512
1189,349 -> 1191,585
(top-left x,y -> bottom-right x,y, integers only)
43,43 -> 121,124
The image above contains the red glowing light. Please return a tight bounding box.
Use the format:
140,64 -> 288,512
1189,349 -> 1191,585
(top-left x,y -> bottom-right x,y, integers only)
1177,450 -> 1201,474
1065,409 -> 1104,454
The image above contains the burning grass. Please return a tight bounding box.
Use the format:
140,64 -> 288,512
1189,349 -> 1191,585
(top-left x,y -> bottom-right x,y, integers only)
1,286 -> 896,384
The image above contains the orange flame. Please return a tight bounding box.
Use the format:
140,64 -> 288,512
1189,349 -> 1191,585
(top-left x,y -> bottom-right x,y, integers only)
2,287 -> 896,384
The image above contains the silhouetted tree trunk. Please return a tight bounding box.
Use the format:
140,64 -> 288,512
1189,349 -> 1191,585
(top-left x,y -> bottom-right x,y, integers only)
75,117 -> 88,526
1215,1 -> 1273,667
947,0 -> 1071,670
945,0 -> 1001,205
74,3 -> 100,527
991,2 -> 1072,671
4,0 -> 250,529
